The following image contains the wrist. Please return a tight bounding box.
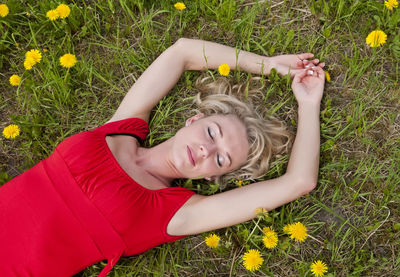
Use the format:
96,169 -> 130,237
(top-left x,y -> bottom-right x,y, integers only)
261,57 -> 272,75
298,101 -> 321,112
237,50 -> 272,76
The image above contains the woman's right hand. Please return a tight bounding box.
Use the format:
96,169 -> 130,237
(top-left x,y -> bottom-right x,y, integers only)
291,67 -> 325,106
267,53 -> 324,78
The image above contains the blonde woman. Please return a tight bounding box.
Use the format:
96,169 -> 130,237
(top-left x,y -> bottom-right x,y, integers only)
0,38 -> 325,276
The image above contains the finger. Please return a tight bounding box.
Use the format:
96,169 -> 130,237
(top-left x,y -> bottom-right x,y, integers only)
293,69 -> 308,83
305,62 -> 314,68
304,60 -> 319,69
304,60 -> 319,68
306,69 -> 316,77
313,66 -> 325,79
297,60 -> 304,68
306,66 -> 320,77
318,62 -> 325,68
298,53 -> 314,60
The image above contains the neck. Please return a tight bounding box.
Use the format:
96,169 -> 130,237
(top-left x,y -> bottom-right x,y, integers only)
135,139 -> 182,185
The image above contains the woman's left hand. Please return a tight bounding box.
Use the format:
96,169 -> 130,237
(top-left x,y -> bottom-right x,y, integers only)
268,53 -> 324,78
291,66 -> 325,106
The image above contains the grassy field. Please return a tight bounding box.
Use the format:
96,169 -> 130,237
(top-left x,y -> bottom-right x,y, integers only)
1,0 -> 399,276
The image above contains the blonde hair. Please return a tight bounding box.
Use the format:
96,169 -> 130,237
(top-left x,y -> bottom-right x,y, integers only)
194,75 -> 292,185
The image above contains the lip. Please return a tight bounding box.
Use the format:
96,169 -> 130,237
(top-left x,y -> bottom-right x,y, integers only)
187,146 -> 196,166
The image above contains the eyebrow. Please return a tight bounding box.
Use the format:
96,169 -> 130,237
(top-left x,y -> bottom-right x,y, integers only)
214,121 -> 232,167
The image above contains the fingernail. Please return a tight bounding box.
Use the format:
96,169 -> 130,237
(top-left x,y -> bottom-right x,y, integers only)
307,70 -> 314,75
305,64 -> 311,68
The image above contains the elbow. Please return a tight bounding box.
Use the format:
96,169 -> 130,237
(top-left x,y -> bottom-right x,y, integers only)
289,175 -> 317,196
174,37 -> 188,48
298,178 -> 317,195
173,38 -> 191,70
175,37 -> 190,44
174,38 -> 194,52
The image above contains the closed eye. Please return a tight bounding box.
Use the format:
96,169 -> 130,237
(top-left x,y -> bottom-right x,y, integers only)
209,127 -> 224,167
208,127 -> 214,140
217,154 -> 224,167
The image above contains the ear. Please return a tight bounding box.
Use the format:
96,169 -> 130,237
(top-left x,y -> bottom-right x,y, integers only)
185,113 -> 205,127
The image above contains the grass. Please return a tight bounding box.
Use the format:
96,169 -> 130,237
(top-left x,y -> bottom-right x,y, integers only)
1,0 -> 400,276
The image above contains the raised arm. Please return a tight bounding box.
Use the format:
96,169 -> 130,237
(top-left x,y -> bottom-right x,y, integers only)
107,38 -> 321,123
168,66 -> 325,236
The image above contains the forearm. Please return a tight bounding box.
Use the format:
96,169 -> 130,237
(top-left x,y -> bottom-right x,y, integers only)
286,103 -> 321,191
177,38 -> 272,75
183,104 -> 321,231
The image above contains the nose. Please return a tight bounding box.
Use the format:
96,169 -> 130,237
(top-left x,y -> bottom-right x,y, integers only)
199,144 -> 216,159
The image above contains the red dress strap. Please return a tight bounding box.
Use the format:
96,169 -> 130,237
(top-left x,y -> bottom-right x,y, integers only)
93,118 -> 149,142
97,250 -> 123,277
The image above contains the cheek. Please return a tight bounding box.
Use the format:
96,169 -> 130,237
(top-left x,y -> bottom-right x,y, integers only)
202,159 -> 219,175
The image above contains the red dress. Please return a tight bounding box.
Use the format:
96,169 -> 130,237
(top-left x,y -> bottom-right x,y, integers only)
0,118 -> 195,277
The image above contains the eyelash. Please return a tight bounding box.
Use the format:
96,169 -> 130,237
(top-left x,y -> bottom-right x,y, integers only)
208,127 -> 222,167
217,156 -> 222,167
207,127 -> 214,140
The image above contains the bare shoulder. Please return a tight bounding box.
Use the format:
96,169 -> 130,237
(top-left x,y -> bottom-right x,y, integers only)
105,113 -> 149,124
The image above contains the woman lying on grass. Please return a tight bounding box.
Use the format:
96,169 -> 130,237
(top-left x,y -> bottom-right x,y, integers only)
0,38 -> 325,277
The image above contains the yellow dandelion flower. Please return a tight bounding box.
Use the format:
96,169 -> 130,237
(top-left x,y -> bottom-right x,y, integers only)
289,222 -> 308,242
262,226 -> 274,236
26,12 -> 29,15
174,2 -> 186,11
325,71 -> 331,82
59,53 -> 77,68
205,234 -> 220,248
25,49 -> 42,64
43,48 -> 48,53
254,207 -> 268,217
243,249 -> 263,271
46,9 -> 59,21
0,4 -> 9,17
24,57 -> 36,70
236,179 -> 243,186
56,4 -> 70,19
218,63 -> 230,76
283,223 -> 293,234
9,75 -> 21,86
3,124 -> 20,139
262,227 -> 278,249
263,234 -> 278,249
385,0 -> 398,10
310,260 -> 328,277
366,30 -> 387,47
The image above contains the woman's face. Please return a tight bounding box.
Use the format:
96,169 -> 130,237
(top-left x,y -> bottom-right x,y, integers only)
169,114 -> 249,180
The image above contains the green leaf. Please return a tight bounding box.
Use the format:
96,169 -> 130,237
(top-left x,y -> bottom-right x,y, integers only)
373,15 -> 381,26
284,29 -> 295,50
323,26 -> 331,38
269,46 -> 275,56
